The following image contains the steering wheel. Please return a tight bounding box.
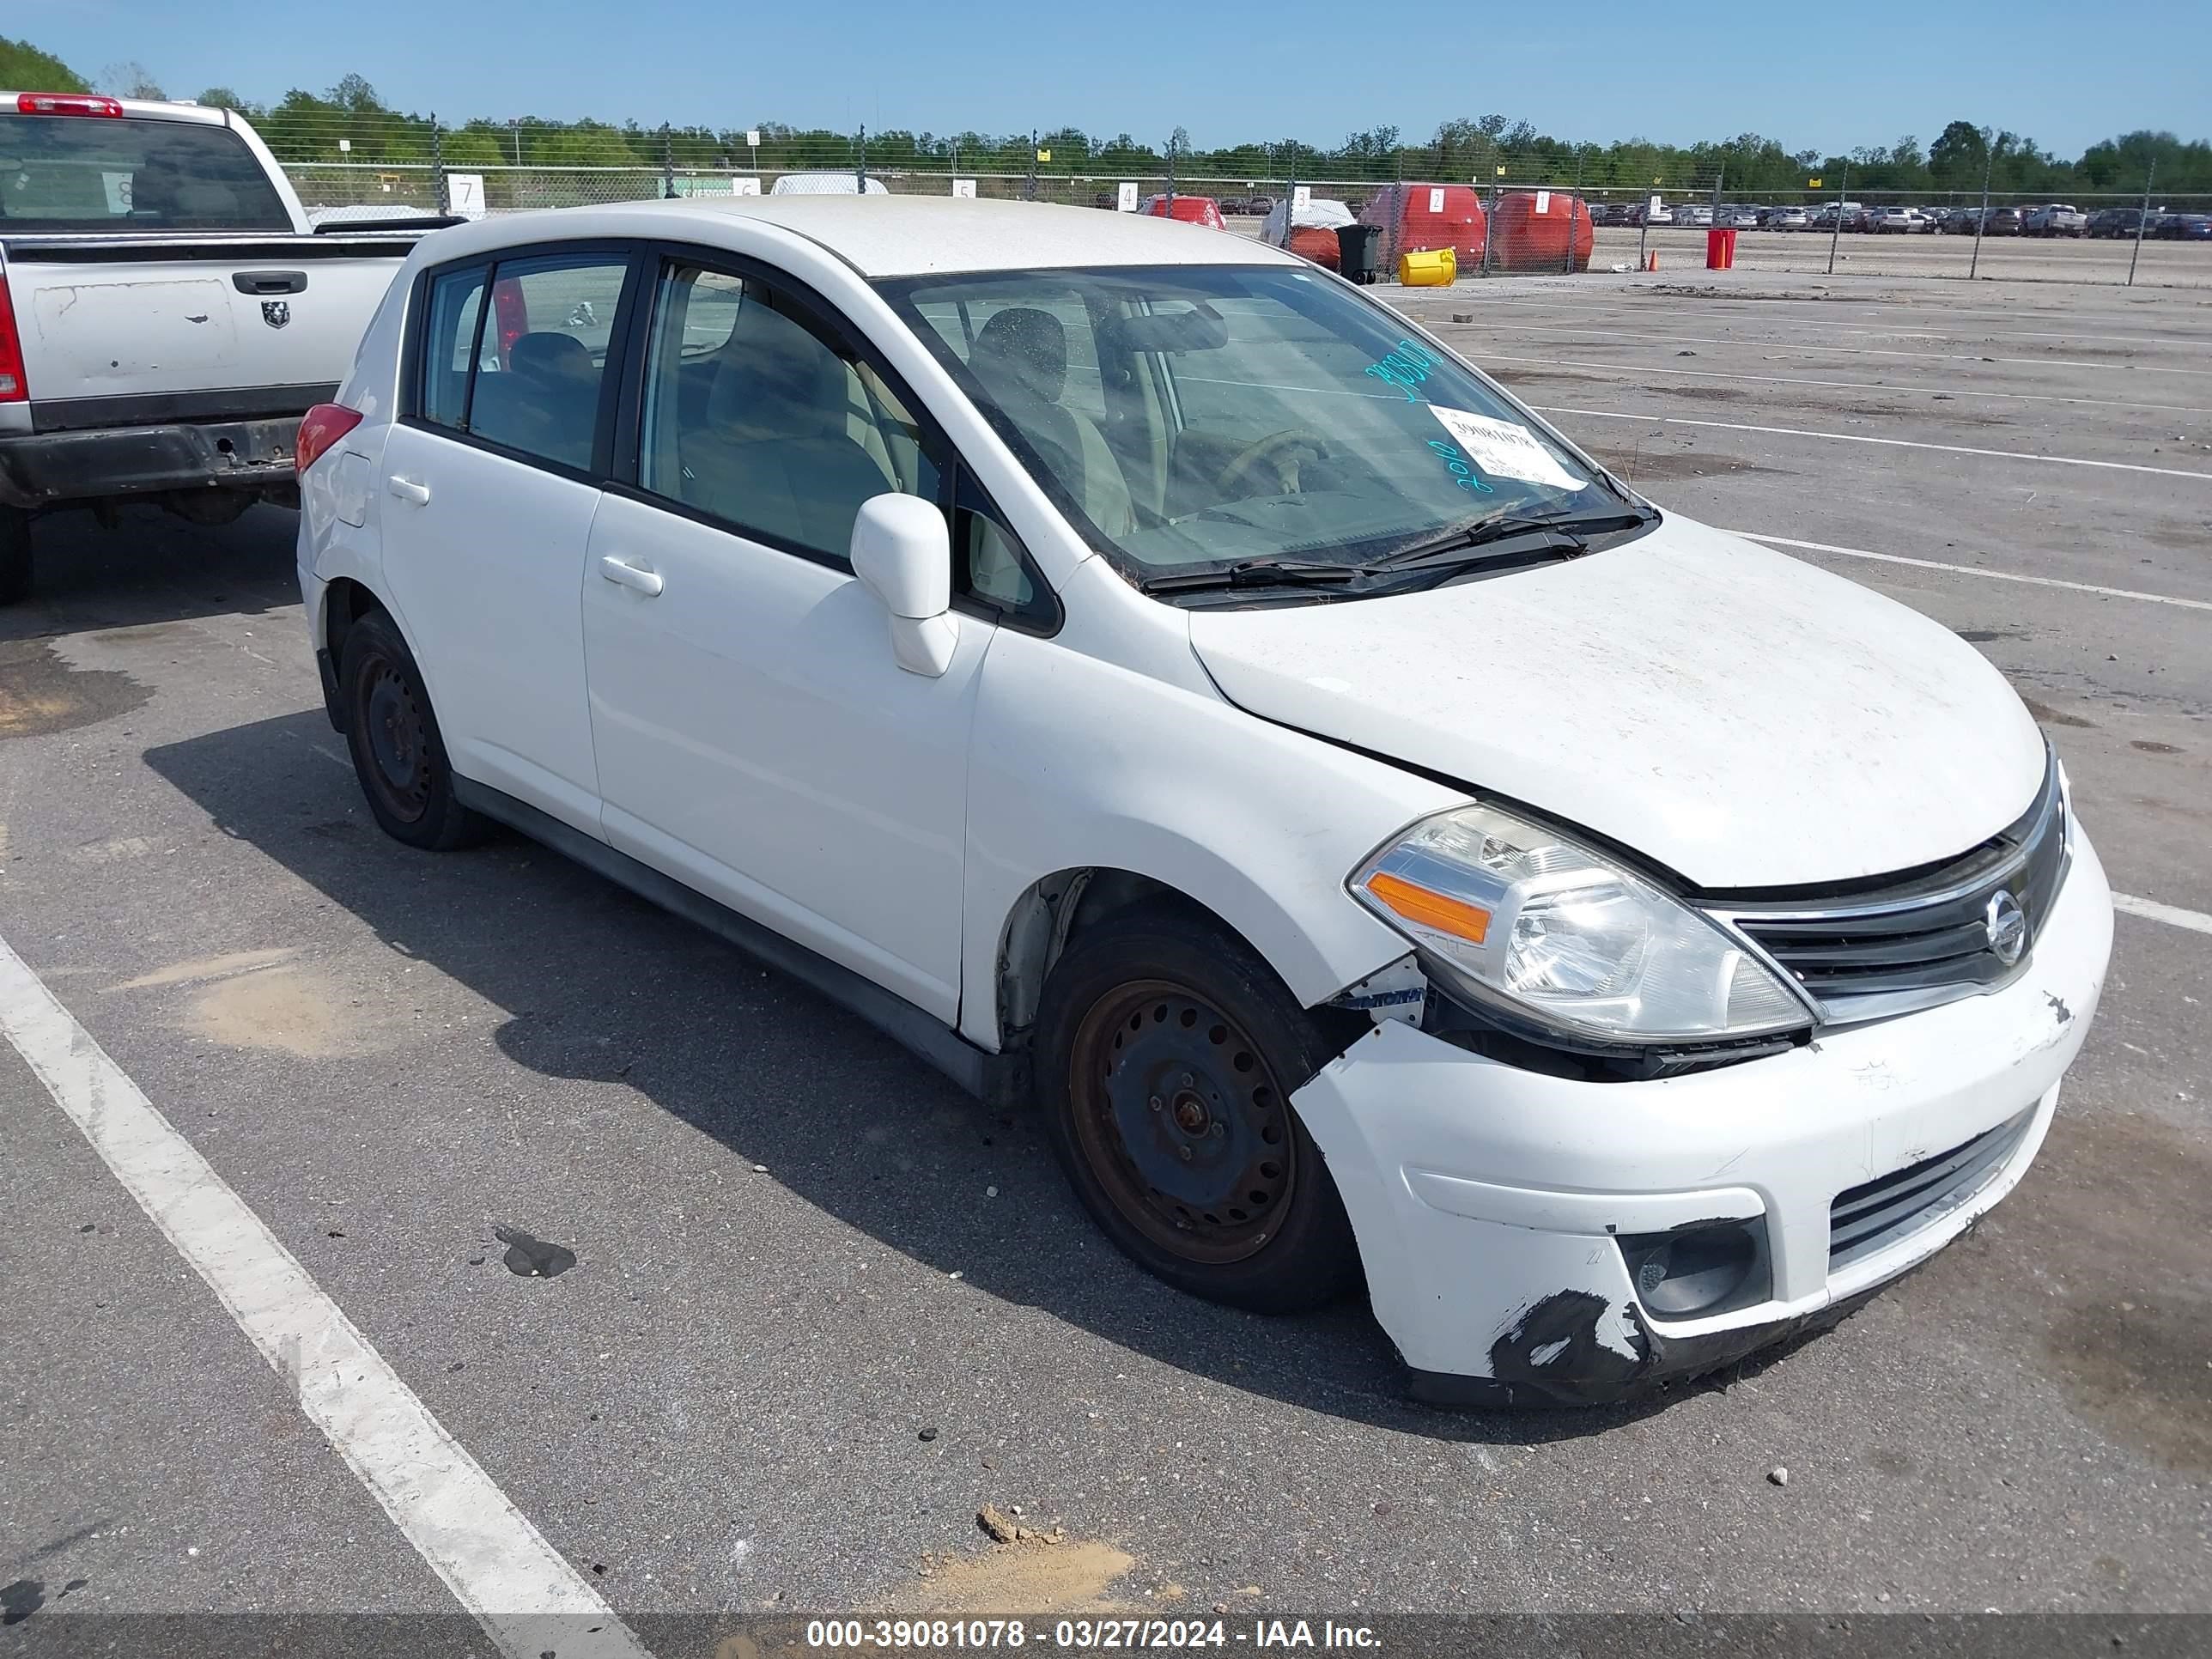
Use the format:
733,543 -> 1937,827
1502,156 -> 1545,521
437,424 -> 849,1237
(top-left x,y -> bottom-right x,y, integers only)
1213,428 -> 1332,497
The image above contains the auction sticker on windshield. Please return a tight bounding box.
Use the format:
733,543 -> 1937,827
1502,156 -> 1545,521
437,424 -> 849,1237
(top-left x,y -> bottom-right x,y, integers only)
1425,406 -> 1587,491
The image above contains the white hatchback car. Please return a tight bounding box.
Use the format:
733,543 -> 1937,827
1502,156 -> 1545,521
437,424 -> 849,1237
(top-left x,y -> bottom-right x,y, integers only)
298,199 -> 2112,1407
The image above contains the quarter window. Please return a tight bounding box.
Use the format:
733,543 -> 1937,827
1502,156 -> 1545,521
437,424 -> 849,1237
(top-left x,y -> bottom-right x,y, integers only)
638,262 -> 939,563
419,265 -> 485,430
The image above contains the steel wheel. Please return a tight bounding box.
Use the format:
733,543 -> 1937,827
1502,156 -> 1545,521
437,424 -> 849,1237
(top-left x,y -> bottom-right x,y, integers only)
1067,977 -> 1299,1267
357,650 -> 433,824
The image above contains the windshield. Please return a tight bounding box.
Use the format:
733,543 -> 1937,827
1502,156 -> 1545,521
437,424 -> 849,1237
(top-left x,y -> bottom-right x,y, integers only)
0,115 -> 291,233
876,264 -> 1618,581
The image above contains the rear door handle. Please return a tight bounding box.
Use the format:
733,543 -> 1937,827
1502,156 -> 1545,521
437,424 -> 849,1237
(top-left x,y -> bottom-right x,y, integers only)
599,555 -> 664,597
386,476 -> 431,506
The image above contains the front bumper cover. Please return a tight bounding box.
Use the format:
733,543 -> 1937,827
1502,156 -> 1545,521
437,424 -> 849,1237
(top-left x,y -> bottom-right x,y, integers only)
0,416 -> 301,509
1291,829 -> 2113,1406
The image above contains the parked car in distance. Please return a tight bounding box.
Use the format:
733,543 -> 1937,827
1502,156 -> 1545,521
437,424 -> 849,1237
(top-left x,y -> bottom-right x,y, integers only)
1762,205 -> 1811,229
0,89 -> 449,603
2086,206 -> 2163,237
1938,206 -> 1981,234
769,172 -> 891,195
1865,206 -> 1921,234
297,195 -> 2113,1407
2025,203 -> 2087,236
1979,205 -> 2024,235
2156,212 -> 2212,240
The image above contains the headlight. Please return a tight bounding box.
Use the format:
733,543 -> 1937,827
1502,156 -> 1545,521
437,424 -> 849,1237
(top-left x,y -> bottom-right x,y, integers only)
1351,803 -> 1810,1044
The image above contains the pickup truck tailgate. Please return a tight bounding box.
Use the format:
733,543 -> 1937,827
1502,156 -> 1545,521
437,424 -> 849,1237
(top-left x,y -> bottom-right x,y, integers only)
5,238 -> 410,420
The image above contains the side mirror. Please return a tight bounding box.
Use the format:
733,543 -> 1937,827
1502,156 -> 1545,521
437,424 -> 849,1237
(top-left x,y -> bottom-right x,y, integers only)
850,493 -> 957,678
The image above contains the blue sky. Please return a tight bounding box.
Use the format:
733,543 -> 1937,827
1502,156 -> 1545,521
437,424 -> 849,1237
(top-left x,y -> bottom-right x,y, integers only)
20,0 -> 2209,157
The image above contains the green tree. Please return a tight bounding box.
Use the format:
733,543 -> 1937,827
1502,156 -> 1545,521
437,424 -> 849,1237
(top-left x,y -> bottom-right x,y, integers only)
0,35 -> 88,92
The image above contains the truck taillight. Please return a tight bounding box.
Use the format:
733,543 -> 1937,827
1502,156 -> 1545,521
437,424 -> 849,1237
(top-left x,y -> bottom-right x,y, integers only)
0,273 -> 26,403
15,93 -> 125,117
297,404 -> 365,473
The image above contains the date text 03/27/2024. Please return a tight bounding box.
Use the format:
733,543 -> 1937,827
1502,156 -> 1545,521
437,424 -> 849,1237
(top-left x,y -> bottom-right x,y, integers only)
801,1618 -> 1382,1650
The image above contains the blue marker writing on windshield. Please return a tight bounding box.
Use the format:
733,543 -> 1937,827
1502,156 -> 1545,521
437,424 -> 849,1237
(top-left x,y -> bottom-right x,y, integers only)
1365,337 -> 1440,402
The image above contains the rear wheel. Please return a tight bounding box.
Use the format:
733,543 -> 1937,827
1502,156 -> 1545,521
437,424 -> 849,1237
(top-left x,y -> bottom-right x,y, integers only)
1035,908 -> 1362,1312
337,608 -> 488,851
0,508 -> 31,606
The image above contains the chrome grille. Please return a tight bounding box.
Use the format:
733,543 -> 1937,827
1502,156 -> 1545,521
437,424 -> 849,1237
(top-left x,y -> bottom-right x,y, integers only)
1716,757 -> 2067,1021
1829,1109 -> 2033,1271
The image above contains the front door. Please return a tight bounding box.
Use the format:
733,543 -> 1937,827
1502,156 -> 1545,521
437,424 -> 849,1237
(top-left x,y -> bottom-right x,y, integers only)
580,256 -> 988,1022
378,248 -> 635,834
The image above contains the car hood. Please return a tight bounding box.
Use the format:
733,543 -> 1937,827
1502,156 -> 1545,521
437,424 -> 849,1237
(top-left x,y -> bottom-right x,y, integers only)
1184,514 -> 2045,889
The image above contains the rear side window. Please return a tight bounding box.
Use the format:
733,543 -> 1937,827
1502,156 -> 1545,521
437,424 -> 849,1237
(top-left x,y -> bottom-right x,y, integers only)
0,115 -> 290,231
466,257 -> 629,471
412,251 -> 631,474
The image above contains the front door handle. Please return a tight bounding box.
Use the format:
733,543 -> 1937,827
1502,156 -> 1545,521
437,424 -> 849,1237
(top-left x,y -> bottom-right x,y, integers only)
599,554 -> 665,597
386,476 -> 431,506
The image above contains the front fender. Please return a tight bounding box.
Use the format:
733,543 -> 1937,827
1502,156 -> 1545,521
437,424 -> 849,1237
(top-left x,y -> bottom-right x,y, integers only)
959,623 -> 1462,1051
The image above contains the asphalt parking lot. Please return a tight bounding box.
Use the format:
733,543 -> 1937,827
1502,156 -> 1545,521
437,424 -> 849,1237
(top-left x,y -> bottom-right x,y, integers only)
2,265 -> 2208,1646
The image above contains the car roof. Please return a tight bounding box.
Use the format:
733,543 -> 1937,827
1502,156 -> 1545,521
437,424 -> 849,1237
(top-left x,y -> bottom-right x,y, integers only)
560,196 -> 1302,276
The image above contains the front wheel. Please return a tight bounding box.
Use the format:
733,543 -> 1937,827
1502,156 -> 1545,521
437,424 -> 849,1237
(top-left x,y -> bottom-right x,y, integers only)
1035,908 -> 1363,1312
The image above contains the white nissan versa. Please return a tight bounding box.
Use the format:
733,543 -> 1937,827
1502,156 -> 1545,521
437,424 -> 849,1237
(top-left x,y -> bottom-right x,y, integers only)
297,198 -> 2112,1406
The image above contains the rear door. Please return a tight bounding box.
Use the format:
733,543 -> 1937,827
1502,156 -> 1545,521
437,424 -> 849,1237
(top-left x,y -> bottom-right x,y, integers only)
376,244 -> 640,836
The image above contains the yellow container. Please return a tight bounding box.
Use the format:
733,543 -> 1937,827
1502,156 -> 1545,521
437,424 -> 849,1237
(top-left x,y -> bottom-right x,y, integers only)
1398,246 -> 1457,287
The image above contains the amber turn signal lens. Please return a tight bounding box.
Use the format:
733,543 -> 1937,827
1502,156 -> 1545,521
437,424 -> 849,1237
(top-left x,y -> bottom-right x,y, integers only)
1364,871 -> 1491,944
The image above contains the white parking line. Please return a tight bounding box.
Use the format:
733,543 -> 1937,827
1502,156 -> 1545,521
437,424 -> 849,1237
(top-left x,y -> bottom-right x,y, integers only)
1480,350 -> 2212,416
1729,532 -> 2212,612
1451,292 -> 2196,348
0,933 -> 653,1659
1468,323 -> 2212,380
1532,404 -> 2212,481
2113,893 -> 2212,936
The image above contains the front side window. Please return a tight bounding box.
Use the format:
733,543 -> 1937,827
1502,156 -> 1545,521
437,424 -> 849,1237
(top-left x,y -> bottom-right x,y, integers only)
880,264 -> 1626,590
638,261 -> 939,563
0,116 -> 291,232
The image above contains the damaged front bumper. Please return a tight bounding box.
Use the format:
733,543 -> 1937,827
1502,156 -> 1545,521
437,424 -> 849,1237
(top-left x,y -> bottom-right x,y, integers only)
1290,829 -> 2113,1407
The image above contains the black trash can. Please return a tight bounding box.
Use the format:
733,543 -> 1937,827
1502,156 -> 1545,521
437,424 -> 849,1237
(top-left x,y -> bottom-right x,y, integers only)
1335,222 -> 1382,284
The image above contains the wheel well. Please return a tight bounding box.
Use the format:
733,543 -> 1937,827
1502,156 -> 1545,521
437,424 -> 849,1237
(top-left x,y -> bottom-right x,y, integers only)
323,576 -> 385,664
995,867 -> 1240,1048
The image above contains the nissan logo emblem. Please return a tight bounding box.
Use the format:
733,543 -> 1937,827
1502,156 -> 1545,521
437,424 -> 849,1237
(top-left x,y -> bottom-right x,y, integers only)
1984,890 -> 2028,967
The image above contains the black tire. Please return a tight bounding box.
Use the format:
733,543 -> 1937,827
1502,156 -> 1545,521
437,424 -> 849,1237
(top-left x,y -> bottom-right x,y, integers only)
1035,906 -> 1363,1313
337,607 -> 489,851
0,507 -> 30,606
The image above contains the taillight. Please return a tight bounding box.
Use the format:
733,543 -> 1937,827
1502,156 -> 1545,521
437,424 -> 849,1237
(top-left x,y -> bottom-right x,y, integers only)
16,93 -> 125,118
297,404 -> 365,473
0,272 -> 26,403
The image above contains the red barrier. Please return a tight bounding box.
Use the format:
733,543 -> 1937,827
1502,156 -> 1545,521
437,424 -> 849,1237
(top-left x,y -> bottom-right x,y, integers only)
1487,191 -> 1597,271
1705,227 -> 1738,270
1358,184 -> 1489,268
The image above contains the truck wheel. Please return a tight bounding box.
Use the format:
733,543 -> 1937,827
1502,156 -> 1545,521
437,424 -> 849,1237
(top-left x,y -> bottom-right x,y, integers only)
1035,906 -> 1363,1313
337,608 -> 488,851
0,508 -> 30,605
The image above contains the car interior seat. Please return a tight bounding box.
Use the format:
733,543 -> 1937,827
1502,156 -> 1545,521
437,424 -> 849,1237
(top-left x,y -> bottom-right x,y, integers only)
968,308 -> 1135,538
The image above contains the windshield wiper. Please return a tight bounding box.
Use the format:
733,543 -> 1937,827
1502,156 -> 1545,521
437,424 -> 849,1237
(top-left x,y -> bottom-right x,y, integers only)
1137,558 -> 1366,594
1371,506 -> 1657,573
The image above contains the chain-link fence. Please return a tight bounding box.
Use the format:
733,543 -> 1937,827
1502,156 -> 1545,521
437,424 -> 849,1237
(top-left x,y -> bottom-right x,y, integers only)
268,113 -> 2212,290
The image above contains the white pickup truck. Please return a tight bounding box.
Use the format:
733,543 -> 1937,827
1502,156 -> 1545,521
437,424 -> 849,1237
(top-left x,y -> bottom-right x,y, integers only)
0,90 -> 450,602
